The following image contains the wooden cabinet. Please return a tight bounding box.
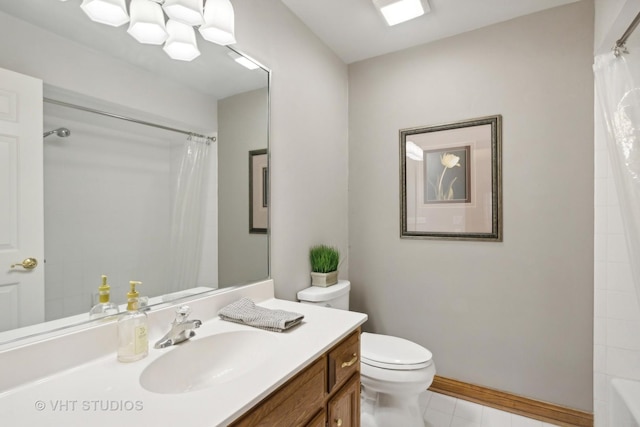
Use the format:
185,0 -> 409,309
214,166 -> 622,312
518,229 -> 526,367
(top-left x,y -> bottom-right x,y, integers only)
306,410 -> 326,427
230,328 -> 361,427
328,374 -> 360,427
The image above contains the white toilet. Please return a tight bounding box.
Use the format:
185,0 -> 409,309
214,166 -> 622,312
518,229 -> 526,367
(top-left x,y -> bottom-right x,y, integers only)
297,280 -> 435,427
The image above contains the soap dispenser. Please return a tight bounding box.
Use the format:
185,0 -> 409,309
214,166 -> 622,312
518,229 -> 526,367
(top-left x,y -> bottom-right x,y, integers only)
117,281 -> 148,362
89,275 -> 119,319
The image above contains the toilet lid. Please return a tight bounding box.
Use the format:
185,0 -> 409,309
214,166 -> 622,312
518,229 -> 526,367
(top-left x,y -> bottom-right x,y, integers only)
361,332 -> 433,370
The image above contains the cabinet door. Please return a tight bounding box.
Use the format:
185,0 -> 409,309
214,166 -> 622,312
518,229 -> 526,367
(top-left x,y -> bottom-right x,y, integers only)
306,410 -> 326,427
230,358 -> 326,427
328,374 -> 360,427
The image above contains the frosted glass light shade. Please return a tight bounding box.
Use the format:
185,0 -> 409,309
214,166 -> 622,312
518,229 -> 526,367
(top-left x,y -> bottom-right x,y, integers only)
372,0 -> 425,26
163,20 -> 201,61
127,0 -> 168,45
162,0 -> 204,26
80,0 -> 129,27
199,0 -> 236,45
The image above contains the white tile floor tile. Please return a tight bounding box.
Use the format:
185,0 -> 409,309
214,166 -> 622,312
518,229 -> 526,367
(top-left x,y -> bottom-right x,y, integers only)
450,416 -> 481,427
481,407 -> 512,427
453,398 -> 483,423
425,407 -> 454,427
421,391 -> 561,427
429,392 -> 458,414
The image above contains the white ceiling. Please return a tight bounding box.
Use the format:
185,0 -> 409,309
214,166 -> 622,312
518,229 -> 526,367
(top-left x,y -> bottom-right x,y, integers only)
280,0 -> 582,64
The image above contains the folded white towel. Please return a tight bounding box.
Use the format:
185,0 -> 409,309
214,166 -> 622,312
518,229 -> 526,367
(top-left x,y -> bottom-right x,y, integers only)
218,298 -> 304,332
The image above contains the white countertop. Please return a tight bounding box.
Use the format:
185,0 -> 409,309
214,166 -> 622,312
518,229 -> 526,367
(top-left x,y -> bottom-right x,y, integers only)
0,292 -> 367,427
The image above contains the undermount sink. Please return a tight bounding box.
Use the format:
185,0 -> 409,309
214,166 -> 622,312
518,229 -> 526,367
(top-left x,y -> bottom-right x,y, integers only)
140,330 -> 278,394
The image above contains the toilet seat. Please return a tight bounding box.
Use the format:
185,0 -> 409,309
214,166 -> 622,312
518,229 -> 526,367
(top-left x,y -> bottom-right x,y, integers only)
361,332 -> 433,370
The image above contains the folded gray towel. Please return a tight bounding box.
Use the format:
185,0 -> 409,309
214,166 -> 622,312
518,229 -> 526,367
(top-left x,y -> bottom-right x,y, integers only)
218,298 -> 304,332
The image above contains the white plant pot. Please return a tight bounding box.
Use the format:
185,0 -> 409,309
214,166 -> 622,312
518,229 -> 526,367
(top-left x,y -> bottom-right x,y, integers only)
310,271 -> 338,287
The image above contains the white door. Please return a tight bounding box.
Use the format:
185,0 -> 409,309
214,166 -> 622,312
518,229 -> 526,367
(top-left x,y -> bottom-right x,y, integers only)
0,67 -> 44,332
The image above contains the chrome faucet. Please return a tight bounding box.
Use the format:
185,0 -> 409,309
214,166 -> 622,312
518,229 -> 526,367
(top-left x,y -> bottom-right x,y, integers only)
154,305 -> 202,349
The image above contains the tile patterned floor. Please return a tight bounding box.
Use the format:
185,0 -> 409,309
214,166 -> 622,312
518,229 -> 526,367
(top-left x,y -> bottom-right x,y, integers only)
419,391 -> 561,427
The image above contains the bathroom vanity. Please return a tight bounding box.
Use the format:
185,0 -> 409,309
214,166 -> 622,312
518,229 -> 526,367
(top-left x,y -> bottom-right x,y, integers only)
0,280 -> 367,427
231,328 -> 361,426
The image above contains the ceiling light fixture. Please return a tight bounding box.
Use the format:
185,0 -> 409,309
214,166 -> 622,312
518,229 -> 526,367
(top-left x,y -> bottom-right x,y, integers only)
128,0 -> 168,45
162,0 -> 204,26
163,19 -> 201,61
76,0 -> 236,62
80,0 -> 129,27
199,0 -> 236,45
372,0 -> 428,26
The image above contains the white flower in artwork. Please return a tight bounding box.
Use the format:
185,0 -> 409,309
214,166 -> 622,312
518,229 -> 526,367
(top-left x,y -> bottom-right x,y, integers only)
440,153 -> 460,169
434,152 -> 461,200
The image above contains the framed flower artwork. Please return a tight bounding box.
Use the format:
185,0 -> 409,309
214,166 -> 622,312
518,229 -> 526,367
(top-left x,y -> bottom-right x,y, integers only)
400,115 -> 502,241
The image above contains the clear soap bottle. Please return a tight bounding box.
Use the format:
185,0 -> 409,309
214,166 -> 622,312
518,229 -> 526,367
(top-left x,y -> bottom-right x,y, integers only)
117,281 -> 148,363
89,275 -> 119,319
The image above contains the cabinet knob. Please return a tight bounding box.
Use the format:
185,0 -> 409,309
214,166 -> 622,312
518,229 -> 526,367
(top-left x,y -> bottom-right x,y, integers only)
341,353 -> 358,368
334,418 -> 343,427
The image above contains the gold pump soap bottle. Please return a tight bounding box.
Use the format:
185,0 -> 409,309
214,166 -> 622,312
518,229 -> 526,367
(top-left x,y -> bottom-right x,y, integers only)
117,281 -> 148,362
89,275 -> 119,319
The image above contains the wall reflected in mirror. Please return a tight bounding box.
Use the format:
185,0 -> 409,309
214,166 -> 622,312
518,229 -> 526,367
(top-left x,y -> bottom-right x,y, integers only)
43,97 -> 214,320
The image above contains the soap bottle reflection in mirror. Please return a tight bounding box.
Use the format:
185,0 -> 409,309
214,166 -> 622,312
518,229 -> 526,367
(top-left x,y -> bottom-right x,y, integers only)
117,281 -> 149,362
89,275 -> 119,319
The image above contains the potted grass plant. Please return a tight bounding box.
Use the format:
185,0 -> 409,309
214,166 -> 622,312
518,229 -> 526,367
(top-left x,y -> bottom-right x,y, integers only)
309,244 -> 340,287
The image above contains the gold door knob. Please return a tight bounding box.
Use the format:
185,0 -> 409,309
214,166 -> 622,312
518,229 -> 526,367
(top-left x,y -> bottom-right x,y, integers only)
10,258 -> 38,270
334,419 -> 343,427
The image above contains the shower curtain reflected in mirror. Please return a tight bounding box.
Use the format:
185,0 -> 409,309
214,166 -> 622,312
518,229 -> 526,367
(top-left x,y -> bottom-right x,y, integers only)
168,135 -> 211,294
595,52 -> 640,307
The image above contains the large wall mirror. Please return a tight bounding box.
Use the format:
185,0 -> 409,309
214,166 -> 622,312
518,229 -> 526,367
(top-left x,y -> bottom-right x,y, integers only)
0,1 -> 269,344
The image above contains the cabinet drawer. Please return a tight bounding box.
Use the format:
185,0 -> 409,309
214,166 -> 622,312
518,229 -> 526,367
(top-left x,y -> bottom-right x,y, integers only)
328,329 -> 360,393
230,357 -> 326,427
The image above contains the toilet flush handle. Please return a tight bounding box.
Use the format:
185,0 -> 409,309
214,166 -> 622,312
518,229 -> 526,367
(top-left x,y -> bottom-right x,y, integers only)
341,353 -> 358,368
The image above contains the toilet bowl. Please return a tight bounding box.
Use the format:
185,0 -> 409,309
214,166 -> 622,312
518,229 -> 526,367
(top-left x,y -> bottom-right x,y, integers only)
360,332 -> 435,427
297,281 -> 436,427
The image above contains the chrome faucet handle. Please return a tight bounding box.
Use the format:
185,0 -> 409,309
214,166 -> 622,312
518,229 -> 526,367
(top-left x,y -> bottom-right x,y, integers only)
175,305 -> 191,323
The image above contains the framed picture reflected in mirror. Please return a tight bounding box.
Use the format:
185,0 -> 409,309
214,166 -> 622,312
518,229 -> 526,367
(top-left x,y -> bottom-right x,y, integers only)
249,149 -> 268,234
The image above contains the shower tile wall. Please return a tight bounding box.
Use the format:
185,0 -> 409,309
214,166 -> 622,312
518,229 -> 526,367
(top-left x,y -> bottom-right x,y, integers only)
593,105 -> 640,426
43,109 -> 181,320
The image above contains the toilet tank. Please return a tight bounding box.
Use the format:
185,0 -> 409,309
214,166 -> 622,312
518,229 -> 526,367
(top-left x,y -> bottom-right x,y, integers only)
297,280 -> 350,310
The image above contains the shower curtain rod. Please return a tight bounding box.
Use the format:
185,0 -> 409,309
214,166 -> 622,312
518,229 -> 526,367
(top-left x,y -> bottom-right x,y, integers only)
43,97 -> 216,143
614,10 -> 640,52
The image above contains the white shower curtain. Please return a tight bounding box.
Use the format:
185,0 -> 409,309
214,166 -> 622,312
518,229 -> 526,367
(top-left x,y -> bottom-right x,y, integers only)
594,52 -> 640,306
168,135 -> 211,293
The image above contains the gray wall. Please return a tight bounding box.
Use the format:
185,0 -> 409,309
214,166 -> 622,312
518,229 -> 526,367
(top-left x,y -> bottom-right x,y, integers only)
233,0 -> 350,299
218,88 -> 269,286
348,1 -> 594,411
